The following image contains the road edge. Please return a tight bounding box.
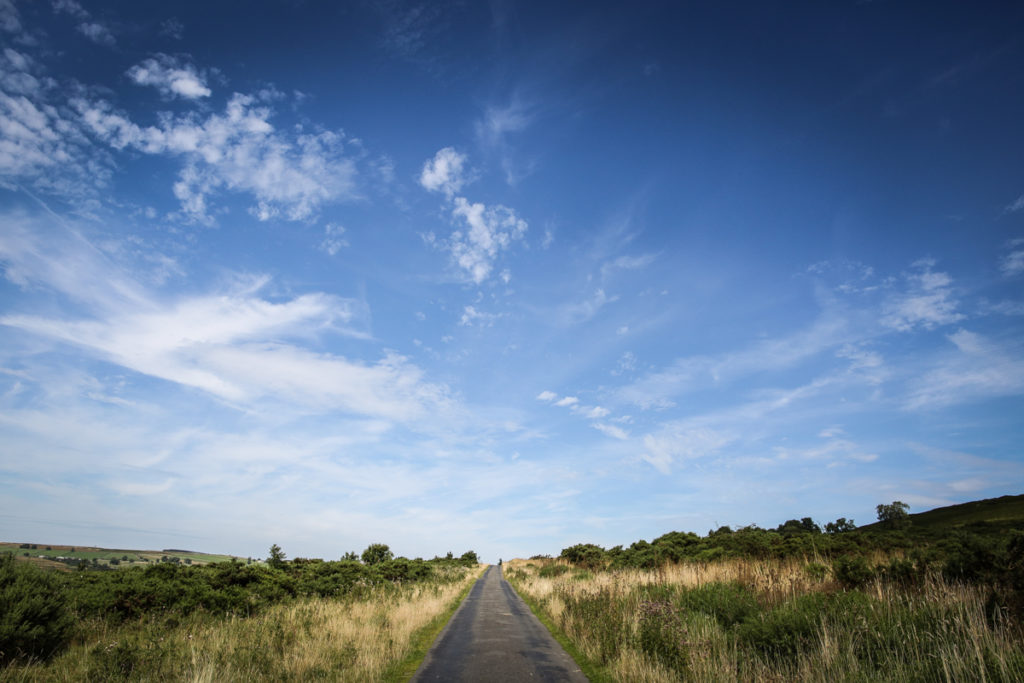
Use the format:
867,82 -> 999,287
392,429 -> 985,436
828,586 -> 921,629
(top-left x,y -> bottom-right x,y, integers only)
503,569 -> 613,683
383,564 -> 487,683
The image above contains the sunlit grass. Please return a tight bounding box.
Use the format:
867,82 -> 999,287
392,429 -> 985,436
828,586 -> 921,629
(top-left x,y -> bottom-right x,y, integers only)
505,557 -> 1024,682
1,564 -> 483,682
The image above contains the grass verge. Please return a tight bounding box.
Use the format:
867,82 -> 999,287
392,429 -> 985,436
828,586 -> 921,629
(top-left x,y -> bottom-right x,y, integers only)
382,564 -> 485,683
505,570 -> 615,683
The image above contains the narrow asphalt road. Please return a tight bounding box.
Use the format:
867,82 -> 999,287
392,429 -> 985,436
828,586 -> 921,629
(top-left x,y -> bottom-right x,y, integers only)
411,565 -> 589,682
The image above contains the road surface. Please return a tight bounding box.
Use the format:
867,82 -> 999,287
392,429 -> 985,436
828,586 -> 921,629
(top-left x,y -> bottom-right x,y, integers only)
411,565 -> 589,682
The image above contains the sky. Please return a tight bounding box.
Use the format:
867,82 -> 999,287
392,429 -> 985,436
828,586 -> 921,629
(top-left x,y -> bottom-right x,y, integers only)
1,0 -> 1023,563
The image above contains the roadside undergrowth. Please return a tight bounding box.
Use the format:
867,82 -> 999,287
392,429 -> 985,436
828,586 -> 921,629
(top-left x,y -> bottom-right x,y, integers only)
2,564 -> 484,682
504,557 -> 1024,682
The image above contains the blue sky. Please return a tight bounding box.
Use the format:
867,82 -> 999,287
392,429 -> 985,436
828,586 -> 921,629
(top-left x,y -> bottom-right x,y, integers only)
1,0 -> 1023,562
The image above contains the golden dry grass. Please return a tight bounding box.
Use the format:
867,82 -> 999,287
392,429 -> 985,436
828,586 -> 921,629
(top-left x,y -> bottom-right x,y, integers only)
505,557 -> 1024,683
2,565 -> 484,682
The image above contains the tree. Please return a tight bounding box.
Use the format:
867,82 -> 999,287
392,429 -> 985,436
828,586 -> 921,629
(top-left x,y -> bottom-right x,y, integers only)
776,518 -> 821,535
560,543 -> 605,569
361,543 -> 393,565
876,501 -> 910,528
824,517 -> 857,534
341,551 -> 359,561
460,550 -> 479,565
268,543 -> 286,570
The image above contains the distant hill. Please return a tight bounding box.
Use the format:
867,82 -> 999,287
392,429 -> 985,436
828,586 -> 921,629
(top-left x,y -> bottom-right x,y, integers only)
859,494 -> 1024,536
0,543 -> 245,571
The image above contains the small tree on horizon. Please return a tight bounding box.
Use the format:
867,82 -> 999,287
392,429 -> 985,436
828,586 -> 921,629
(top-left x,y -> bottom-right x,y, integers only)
268,543 -> 286,569
361,543 -> 393,565
825,517 -> 857,534
876,501 -> 910,529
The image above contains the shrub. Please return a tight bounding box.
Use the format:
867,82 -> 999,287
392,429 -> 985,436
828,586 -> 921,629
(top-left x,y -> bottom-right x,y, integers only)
804,562 -> 828,582
942,532 -> 999,583
833,556 -> 874,589
637,599 -> 688,672
737,592 -> 826,658
677,582 -> 760,628
879,557 -> 921,587
0,554 -> 74,664
538,563 -> 569,578
560,543 -> 605,569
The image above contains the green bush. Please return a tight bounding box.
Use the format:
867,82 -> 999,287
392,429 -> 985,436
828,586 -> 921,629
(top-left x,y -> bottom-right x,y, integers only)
676,582 -> 760,628
941,532 -> 999,583
879,557 -> 921,587
637,599 -> 688,673
0,555 -> 74,664
737,592 -> 826,658
803,562 -> 828,582
538,563 -> 569,578
560,544 -> 605,569
832,556 -> 874,589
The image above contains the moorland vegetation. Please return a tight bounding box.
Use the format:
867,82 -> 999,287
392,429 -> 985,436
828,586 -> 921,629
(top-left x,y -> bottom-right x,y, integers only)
506,496 -> 1024,682
1,543 -> 481,681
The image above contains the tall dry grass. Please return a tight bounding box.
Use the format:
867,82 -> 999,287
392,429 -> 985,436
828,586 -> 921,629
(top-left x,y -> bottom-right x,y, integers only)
2,565 -> 484,682
505,557 -> 1024,682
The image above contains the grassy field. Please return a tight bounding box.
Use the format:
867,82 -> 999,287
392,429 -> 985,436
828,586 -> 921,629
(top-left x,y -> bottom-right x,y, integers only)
504,556 -> 1024,682
0,542 -> 241,570
1,562 -> 483,681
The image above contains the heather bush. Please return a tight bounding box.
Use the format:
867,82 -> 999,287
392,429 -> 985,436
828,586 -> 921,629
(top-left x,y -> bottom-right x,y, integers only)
0,554 -> 73,664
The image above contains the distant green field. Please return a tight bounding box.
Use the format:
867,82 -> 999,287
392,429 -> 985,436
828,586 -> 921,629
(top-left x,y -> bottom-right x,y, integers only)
0,543 -> 243,570
859,493 -> 1024,535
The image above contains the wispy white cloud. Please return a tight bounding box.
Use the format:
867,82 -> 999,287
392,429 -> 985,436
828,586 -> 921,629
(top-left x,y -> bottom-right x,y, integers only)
554,395 -> 578,407
1000,238 -> 1024,277
53,0 -> 115,46
593,422 -> 629,441
0,0 -> 23,35
127,54 -> 210,99
75,92 -> 359,222
320,223 -> 347,255
536,390 -> 557,402
76,21 -> 115,46
904,328 -> 1024,409
458,305 -> 502,327
474,97 -> 536,185
0,48 -> 109,199
600,253 -> 656,279
475,99 -> 532,148
641,424 -> 735,474
0,214 -> 451,423
448,197 -> 527,284
159,18 -> 184,40
560,288 -> 617,325
1004,194 -> 1024,214
580,405 -> 609,419
880,259 -> 963,331
772,437 -> 877,464
51,0 -> 88,19
618,314 -> 847,409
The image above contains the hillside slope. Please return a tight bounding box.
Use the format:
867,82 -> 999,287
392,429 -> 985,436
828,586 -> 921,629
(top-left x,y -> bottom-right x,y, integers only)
859,494 -> 1024,536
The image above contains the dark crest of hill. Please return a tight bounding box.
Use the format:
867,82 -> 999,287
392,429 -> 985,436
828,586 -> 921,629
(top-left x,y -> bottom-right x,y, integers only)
860,494 -> 1024,536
